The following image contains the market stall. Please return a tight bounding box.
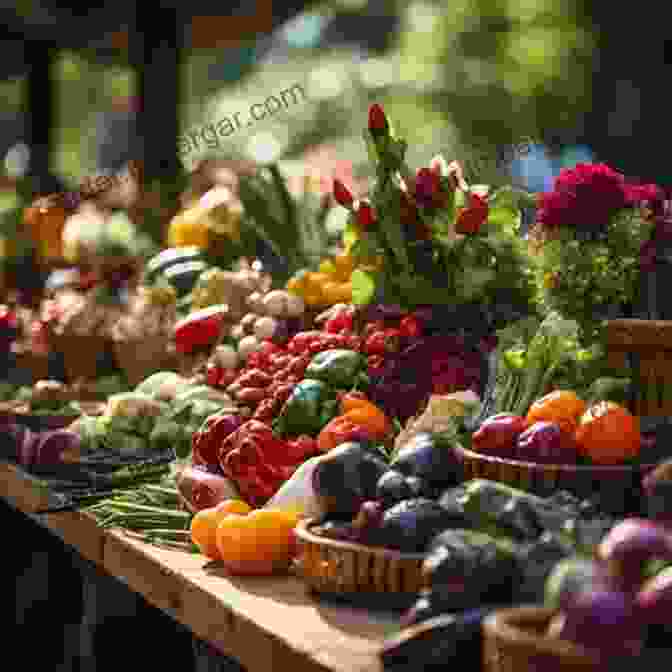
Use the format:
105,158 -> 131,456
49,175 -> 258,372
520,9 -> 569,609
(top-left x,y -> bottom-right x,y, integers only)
3,104 -> 672,672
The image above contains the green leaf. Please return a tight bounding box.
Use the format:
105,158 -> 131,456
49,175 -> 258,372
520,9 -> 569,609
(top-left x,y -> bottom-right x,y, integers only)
378,181 -> 410,269
351,268 -> 377,305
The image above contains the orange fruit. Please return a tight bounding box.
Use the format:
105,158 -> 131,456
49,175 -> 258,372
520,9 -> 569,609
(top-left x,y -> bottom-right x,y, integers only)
575,401 -> 641,465
333,253 -> 355,280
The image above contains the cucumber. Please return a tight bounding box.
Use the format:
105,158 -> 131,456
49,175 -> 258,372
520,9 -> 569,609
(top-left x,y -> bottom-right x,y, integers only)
163,260 -> 210,297
144,247 -> 205,283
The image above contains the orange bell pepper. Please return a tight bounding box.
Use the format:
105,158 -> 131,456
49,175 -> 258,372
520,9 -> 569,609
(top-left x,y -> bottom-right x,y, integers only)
317,415 -> 364,453
339,393 -> 390,438
526,390 -> 587,435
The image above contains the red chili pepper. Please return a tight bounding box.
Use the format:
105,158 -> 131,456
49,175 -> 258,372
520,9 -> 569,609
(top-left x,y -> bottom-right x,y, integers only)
356,201 -> 377,229
368,103 -> 389,137
333,179 -> 354,208
399,315 -> 423,339
173,305 -> 229,354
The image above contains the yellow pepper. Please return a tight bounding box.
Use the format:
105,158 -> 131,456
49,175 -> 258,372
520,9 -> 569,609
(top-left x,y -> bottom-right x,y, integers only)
214,508 -> 301,575
167,206 -> 211,248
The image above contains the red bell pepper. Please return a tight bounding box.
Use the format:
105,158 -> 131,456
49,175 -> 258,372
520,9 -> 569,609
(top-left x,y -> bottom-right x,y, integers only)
218,420 -> 299,506
173,304 -> 229,354
192,411 -> 244,470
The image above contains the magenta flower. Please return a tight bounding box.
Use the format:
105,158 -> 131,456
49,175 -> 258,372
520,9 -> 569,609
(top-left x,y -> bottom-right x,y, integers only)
537,163 -> 629,233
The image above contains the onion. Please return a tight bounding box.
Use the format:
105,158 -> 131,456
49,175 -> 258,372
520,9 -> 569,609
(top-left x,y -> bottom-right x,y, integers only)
285,293 -> 305,318
246,291 -> 264,312
230,324 -> 245,341
237,335 -> 261,361
262,290 -> 291,318
253,316 -> 278,341
214,345 -> 238,370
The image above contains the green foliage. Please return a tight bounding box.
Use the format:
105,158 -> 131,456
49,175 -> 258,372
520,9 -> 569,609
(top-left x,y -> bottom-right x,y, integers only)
536,210 -> 653,342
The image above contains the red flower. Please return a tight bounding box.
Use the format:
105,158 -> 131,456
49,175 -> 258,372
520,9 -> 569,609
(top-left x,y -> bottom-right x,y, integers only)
414,167 -> 441,209
356,201 -> 377,229
455,192 -> 488,235
368,104 -> 389,137
625,183 -> 665,218
536,163 -> 629,233
333,179 -> 354,208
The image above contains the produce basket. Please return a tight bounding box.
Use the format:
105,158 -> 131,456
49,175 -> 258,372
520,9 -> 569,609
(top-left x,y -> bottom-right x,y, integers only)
454,444 -> 655,515
605,319 -> 672,416
293,519 -> 425,609
112,336 -> 173,388
50,333 -> 109,383
482,607 -> 605,672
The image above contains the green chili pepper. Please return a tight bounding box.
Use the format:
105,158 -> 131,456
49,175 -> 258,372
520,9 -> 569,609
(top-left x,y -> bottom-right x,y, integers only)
273,379 -> 338,437
305,349 -> 366,389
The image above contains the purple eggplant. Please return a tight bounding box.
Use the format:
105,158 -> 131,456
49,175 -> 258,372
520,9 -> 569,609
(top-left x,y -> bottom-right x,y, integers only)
515,421 -> 578,464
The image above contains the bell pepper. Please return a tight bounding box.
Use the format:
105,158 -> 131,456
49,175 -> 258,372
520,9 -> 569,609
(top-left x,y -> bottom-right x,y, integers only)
215,508 -> 301,575
273,379 -> 339,437
192,411 -> 244,469
305,349 -> 366,389
339,392 -> 390,437
318,415 -> 368,453
219,420 -> 297,506
173,304 -> 229,354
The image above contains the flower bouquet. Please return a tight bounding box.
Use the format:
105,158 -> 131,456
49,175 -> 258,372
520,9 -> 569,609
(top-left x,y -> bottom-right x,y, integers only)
529,162 -> 670,343
333,104 -> 537,325
327,104 -> 538,408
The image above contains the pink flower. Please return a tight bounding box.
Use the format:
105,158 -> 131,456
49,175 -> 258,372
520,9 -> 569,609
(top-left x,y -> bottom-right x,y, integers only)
537,163 -> 629,233
625,183 -> 665,218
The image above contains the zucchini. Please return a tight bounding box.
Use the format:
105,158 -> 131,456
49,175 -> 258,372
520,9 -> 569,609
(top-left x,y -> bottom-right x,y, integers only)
144,247 -> 205,283
162,260 -> 210,297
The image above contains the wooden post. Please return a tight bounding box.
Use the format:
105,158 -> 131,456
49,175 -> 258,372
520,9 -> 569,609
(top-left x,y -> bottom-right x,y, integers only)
129,7 -> 182,185
23,41 -> 61,197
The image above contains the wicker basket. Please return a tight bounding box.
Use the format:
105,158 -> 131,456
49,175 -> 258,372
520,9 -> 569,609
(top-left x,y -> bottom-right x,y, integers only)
483,607 -> 605,672
605,319 -> 672,416
454,444 -> 655,514
293,519 -> 425,605
112,336 -> 172,388
50,333 -> 109,383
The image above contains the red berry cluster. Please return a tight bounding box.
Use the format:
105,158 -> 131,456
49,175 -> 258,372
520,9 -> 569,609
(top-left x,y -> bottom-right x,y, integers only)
362,315 -> 423,376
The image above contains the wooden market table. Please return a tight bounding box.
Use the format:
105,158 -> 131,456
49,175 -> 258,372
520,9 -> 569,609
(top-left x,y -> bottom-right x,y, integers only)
0,461 -> 398,672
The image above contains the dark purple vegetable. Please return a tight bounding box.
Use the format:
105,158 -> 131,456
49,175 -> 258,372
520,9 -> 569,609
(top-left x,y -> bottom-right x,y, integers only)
376,498 -> 460,553
515,421 -> 577,464
390,433 -> 464,486
471,414 -> 527,457
350,500 -> 385,544
423,529 -> 521,608
311,441 -> 388,517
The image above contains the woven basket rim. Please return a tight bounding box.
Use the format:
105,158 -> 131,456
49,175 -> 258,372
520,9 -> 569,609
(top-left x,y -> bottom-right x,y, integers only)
455,443 -> 656,474
483,606 -> 602,663
295,519 -> 426,562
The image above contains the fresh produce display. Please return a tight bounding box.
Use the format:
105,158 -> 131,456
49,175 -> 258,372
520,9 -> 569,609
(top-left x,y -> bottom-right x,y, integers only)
6,113 -> 672,668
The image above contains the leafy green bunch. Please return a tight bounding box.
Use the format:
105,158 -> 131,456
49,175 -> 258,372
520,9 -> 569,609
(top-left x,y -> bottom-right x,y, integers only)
533,208 -> 654,343
335,103 -> 538,319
